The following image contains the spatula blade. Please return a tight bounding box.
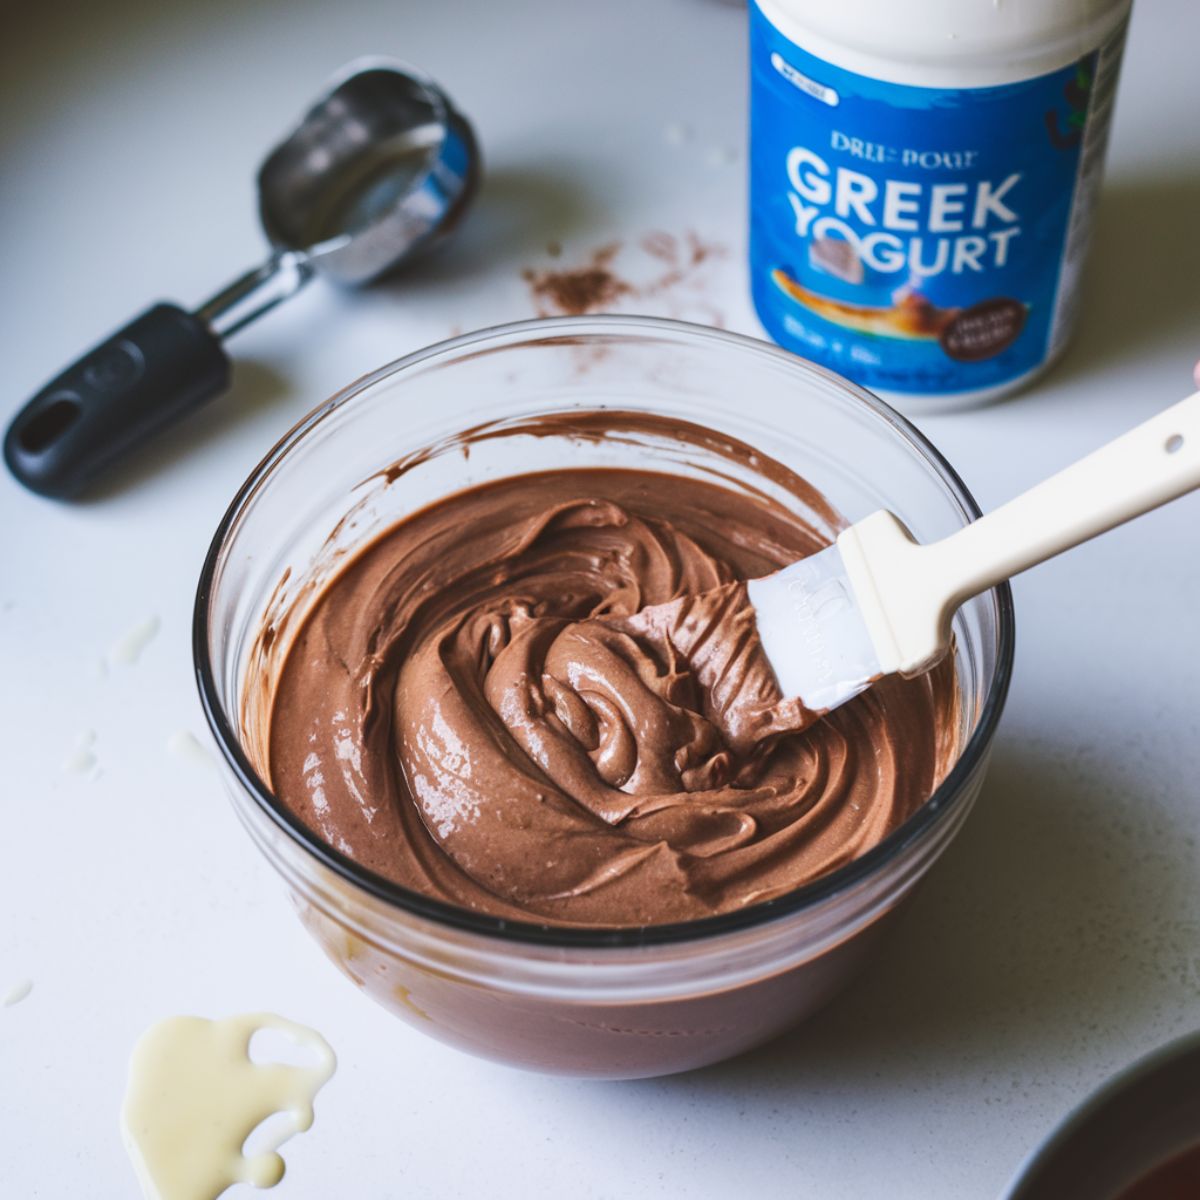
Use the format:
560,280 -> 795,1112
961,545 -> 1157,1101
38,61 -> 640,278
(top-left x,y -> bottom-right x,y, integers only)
746,542 -> 882,713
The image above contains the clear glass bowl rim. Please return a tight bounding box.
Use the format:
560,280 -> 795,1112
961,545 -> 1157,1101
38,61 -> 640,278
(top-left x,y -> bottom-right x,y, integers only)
193,314 -> 1015,950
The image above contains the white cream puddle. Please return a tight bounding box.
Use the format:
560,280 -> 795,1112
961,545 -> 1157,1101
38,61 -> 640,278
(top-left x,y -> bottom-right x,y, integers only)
121,1013 -> 336,1200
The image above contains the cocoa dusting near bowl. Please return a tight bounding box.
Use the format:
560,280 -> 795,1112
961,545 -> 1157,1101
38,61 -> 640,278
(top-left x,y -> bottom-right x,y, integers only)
522,243 -> 631,317
639,230 -> 718,293
521,233 -> 727,322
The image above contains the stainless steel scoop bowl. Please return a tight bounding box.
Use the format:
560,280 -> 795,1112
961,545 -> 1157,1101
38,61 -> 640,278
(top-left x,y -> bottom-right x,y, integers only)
4,59 -> 480,498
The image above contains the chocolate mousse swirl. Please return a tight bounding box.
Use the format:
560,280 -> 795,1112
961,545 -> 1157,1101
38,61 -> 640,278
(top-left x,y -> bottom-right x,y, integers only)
268,468 -> 958,927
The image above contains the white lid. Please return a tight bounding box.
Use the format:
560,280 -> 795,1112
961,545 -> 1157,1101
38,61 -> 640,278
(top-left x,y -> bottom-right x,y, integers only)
757,0 -> 1133,87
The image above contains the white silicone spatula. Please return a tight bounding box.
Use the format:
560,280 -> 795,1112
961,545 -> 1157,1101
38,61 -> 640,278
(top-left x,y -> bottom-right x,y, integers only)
748,390 -> 1200,713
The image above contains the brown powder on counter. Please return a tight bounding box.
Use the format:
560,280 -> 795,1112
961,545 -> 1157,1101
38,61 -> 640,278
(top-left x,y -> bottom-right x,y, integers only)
522,243 -> 631,317
521,232 -> 727,322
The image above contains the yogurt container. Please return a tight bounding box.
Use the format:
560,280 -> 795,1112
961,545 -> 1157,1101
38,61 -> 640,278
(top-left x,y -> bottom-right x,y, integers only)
748,0 -> 1133,409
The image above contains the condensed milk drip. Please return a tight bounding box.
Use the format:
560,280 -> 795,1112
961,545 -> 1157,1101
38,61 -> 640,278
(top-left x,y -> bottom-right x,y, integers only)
120,1013 -> 336,1200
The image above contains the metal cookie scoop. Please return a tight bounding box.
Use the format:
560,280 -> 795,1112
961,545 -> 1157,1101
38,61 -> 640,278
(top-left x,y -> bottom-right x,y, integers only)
4,59 -> 480,498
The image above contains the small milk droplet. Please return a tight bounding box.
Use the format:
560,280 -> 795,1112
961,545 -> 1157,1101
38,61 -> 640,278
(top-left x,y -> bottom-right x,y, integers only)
3,979 -> 33,1007
63,731 -> 98,775
166,730 -> 215,770
109,615 -> 161,667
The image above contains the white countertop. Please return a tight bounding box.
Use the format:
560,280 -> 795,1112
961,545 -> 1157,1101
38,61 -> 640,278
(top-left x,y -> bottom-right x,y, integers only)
3,1 -> 1199,1196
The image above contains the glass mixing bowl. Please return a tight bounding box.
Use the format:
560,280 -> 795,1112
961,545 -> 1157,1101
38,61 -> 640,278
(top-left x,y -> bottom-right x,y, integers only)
195,315 -> 1013,1079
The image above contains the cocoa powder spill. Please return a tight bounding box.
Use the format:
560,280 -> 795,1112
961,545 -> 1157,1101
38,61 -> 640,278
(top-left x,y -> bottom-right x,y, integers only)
521,232 -> 726,319
522,243 -> 630,317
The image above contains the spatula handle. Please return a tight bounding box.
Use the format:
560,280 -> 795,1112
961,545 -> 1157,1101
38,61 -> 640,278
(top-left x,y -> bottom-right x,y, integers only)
840,391 -> 1200,675
941,389 -> 1200,589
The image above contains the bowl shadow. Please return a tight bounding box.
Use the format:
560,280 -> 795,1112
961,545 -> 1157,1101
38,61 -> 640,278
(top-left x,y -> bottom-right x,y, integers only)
649,730 -> 1193,1098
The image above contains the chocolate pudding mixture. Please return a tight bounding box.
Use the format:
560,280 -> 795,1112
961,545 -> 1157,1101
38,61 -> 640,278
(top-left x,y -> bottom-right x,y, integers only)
267,441 -> 959,927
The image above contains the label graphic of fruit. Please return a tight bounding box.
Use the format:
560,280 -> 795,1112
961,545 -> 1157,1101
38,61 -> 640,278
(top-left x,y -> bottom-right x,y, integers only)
1045,62 -> 1093,149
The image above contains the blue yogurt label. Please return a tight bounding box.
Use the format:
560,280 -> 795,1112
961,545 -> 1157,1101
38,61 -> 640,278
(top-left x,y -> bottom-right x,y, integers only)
749,2 -> 1126,397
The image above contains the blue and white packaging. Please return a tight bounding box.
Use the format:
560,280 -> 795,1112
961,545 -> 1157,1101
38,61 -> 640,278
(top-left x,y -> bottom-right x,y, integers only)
749,0 -> 1130,407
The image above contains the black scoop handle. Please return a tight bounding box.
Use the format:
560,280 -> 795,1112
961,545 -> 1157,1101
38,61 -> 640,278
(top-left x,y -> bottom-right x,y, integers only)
4,303 -> 230,498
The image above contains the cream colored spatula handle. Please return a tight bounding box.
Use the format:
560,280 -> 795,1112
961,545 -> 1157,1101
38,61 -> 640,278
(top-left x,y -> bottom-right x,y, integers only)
839,391 -> 1200,676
